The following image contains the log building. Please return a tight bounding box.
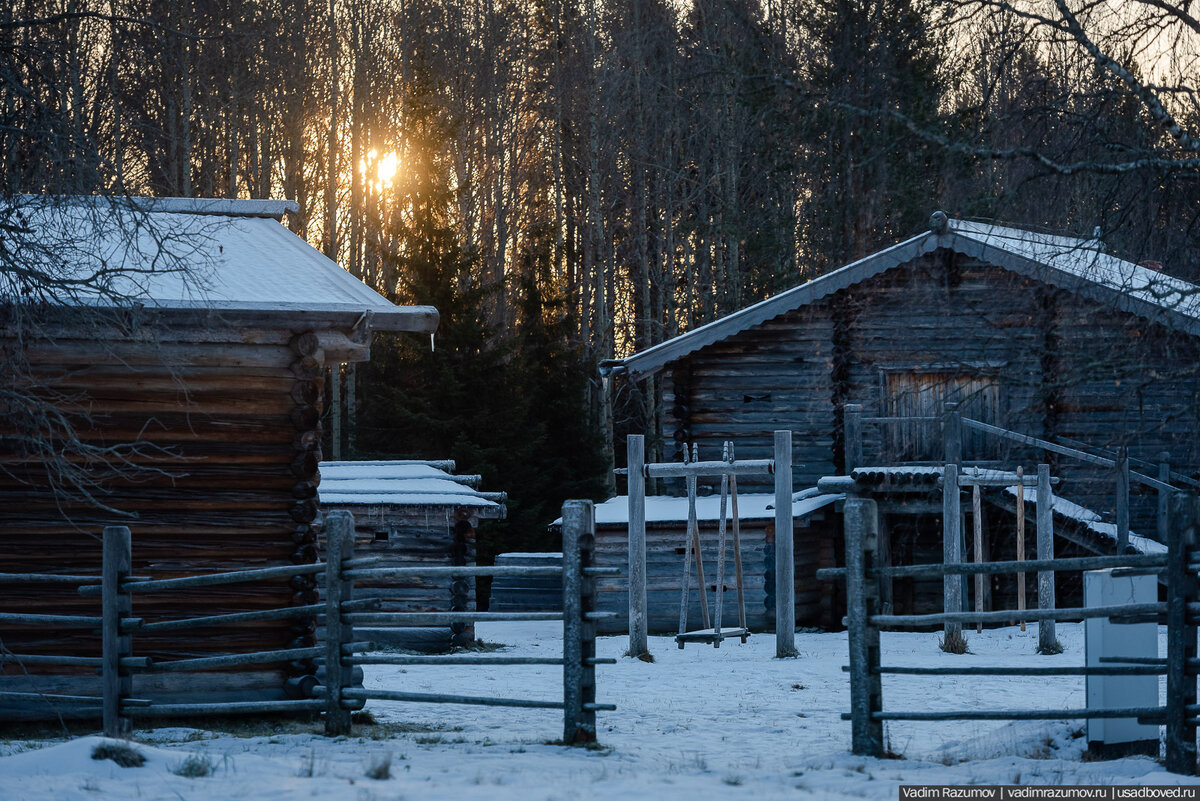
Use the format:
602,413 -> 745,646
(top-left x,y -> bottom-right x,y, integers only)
318,460 -> 506,650
0,197 -> 437,718
606,216 -> 1200,617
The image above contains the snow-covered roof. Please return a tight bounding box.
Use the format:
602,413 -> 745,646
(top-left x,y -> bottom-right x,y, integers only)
551,491 -> 841,527
319,460 -> 504,516
4,195 -> 437,332
616,217 -> 1200,378
1005,486 -> 1166,555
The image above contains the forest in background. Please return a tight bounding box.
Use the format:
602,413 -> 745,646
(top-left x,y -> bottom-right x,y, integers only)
5,0 -> 1200,554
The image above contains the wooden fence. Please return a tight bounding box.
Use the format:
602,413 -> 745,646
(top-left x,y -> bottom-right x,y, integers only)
817,489 -> 1199,775
0,500 -> 614,745
844,401 -> 1190,551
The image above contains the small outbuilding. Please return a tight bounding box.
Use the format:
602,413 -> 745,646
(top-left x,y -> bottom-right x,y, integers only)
0,196 -> 437,719
318,460 -> 506,650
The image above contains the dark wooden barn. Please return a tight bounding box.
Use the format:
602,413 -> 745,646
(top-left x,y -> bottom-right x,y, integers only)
606,216 -> 1200,616
0,197 -> 437,718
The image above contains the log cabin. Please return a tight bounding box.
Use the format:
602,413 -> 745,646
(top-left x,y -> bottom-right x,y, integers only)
318,459 -> 506,651
0,196 -> 438,720
604,214 -> 1200,618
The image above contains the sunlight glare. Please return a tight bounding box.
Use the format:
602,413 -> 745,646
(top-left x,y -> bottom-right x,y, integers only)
378,152 -> 399,186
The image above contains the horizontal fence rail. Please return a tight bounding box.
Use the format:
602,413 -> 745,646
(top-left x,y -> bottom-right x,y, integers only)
5,503 -> 614,746
824,460 -> 1200,775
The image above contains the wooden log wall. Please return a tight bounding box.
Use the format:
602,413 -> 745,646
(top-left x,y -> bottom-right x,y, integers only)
317,503 -> 478,649
664,305 -> 836,493
0,317 -> 336,712
661,249 -> 1200,546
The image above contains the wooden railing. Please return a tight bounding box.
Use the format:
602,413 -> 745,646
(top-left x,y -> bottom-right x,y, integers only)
817,488 -> 1200,775
843,402 -> 1187,551
0,500 -> 614,745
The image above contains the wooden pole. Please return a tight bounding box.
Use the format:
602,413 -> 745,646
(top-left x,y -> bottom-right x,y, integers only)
626,434 -> 648,659
330,363 -> 342,460
1166,492 -> 1197,775
844,403 -> 863,472
943,402 -> 962,465
713,443 -> 729,647
1016,467 -> 1026,632
973,484 -> 983,634
774,430 -> 796,657
101,525 -> 132,739
345,363 -> 357,457
845,495 -> 883,756
943,463 -> 962,643
323,510 -> 355,736
1116,446 -> 1130,552
731,469 -> 747,642
1036,464 -> 1056,653
1158,452 -> 1172,547
678,456 -> 697,646
562,499 -> 597,744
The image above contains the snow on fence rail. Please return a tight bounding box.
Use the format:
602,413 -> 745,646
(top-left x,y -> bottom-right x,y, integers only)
816,487 -> 1200,775
0,500 -> 615,746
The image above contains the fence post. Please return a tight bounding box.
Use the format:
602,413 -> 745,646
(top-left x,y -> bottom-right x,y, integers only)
942,402 -> 962,465
942,463 -> 962,644
843,404 -> 863,472
1036,464 -> 1057,653
1158,452 -> 1172,547
1116,446 -> 1130,552
102,525 -> 132,739
775,429 -> 797,657
626,434 -> 649,660
324,510 -> 355,736
1166,492 -> 1198,775
845,495 -> 883,756
563,499 -> 597,744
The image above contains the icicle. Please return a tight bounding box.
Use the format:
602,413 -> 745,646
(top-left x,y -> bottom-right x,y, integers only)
429,332 -> 436,352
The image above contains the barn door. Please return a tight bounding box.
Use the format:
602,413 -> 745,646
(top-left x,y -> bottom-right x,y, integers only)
883,371 -> 1000,462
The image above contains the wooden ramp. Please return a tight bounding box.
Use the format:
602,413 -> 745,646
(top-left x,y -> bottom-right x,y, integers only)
983,486 -> 1166,558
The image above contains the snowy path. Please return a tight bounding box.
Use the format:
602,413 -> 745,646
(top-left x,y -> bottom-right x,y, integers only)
1,623 -> 1196,800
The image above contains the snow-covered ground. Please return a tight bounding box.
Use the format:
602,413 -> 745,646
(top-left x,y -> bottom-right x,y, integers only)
2,622 -> 1197,800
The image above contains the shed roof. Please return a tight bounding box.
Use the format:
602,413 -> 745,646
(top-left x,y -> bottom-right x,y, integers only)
615,218 -> 1200,379
319,460 -> 506,517
7,195 -> 437,333
551,490 -> 842,527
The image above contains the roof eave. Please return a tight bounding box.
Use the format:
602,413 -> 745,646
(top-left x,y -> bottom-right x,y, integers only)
619,232 -> 945,379
946,232 -> 1200,337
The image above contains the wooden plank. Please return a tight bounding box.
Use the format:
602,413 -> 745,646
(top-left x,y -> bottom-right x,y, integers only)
323,510 -> 354,736
1017,467 -> 1026,631
1037,464 -> 1056,652
845,496 -> 882,756
626,435 -> 648,659
973,485 -> 983,633
943,463 -> 962,642
101,526 -> 132,738
775,430 -> 795,656
1166,492 -> 1198,775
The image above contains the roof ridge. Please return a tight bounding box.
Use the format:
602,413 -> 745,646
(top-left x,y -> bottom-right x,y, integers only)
12,194 -> 298,219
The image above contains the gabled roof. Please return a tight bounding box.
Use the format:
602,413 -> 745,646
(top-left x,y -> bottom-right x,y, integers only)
319,460 -> 507,518
616,218 -> 1200,379
5,195 -> 437,332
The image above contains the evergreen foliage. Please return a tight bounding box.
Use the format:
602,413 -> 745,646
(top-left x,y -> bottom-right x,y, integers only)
354,85 -> 607,561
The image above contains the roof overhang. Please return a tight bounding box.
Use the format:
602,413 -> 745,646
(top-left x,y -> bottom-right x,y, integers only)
616,222 -> 1200,381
